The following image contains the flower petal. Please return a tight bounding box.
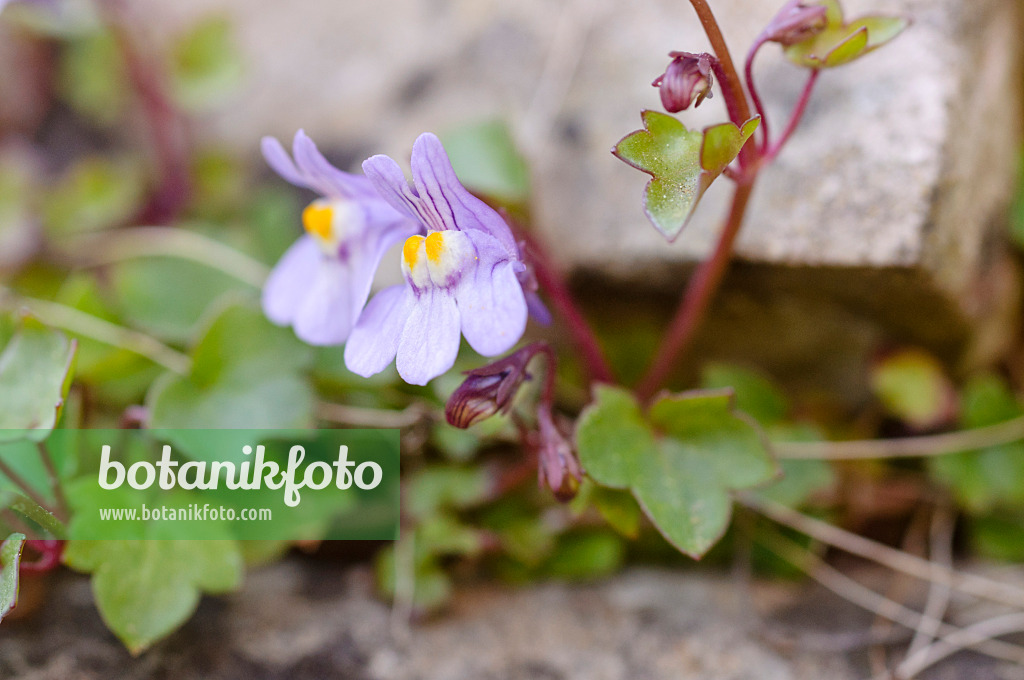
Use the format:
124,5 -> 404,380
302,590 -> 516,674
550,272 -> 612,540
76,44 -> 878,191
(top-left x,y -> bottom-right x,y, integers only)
344,285 -> 413,377
261,136 -> 308,189
261,235 -> 321,326
396,290 -> 461,385
455,245 -> 528,357
292,257 -> 359,345
362,154 -> 440,230
292,130 -> 375,199
410,133 -> 519,255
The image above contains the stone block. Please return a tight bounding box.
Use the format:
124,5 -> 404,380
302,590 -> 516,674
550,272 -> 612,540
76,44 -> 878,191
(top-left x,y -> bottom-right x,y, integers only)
130,0 -> 1024,383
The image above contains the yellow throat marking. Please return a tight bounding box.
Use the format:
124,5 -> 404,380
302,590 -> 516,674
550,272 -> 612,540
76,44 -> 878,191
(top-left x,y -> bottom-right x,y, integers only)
302,203 -> 334,242
425,232 -> 445,263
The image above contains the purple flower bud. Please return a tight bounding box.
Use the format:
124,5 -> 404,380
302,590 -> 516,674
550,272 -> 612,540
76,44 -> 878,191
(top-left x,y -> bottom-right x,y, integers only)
536,408 -> 582,502
445,344 -> 541,428
762,1 -> 828,46
652,52 -> 714,113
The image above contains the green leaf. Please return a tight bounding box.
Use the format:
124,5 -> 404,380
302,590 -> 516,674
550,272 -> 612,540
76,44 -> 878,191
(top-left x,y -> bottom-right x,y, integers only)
756,452 -> 834,508
406,466 -> 493,519
870,349 -> 954,429
541,530 -> 624,580
929,374 -> 1024,512
576,386 -> 777,558
701,118 -> 760,176
574,385 -> 656,488
42,157 -> 146,235
147,301 -> 314,446
441,120 -> 531,207
63,539 -> 242,653
970,514 -> 1024,563
57,30 -> 128,125
0,319 -> 76,441
591,486 -> 643,539
614,111 -> 758,241
170,16 -> 244,111
110,256 -> 246,343
0,533 -> 25,622
784,3 -> 908,70
701,363 -> 788,425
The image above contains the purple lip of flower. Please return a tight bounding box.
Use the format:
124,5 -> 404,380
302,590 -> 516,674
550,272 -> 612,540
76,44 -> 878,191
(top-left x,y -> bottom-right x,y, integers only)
260,130 -> 421,346
761,0 -> 829,46
653,52 -> 714,113
343,133 -> 531,386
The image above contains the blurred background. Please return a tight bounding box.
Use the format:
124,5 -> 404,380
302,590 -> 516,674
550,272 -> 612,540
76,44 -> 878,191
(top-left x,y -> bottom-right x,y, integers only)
2,0 -> 1024,678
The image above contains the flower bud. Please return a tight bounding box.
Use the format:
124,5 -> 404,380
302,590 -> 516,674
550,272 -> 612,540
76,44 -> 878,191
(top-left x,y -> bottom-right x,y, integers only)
536,408 -> 582,502
652,52 -> 714,113
445,345 -> 539,428
762,1 -> 828,46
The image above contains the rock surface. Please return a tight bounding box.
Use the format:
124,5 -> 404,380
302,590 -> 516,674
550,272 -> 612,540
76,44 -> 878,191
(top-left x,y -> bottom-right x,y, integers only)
0,561 -> 864,680
6,559 -> 1020,679
128,0 -> 1023,380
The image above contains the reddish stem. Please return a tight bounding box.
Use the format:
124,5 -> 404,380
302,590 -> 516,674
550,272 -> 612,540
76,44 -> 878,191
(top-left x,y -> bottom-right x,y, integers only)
519,230 -> 614,385
744,37 -> 771,152
102,0 -> 191,224
636,179 -> 755,400
20,540 -> 64,573
686,0 -> 756,165
764,69 -> 820,162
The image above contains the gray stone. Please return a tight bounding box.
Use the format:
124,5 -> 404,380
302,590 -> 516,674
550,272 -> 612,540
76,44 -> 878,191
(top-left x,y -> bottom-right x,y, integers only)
130,0 -> 1023,381
0,562 -> 860,679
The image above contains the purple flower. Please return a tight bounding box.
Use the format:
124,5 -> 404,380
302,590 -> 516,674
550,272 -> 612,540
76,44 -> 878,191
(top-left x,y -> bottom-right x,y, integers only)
761,0 -> 828,46
260,130 -> 420,345
653,52 -> 714,113
536,408 -> 582,502
344,133 -> 530,386
445,344 -> 542,428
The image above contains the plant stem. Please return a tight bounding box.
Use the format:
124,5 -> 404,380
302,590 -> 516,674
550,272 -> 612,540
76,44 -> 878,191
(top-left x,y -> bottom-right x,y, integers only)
763,69 -> 820,162
0,287 -> 191,374
896,613 -> 1024,679
636,178 -> 754,400
759,530 -> 1024,667
743,493 -> 1024,611
687,0 -> 751,123
774,414 -> 1024,460
686,0 -> 755,166
316,402 -> 433,429
0,460 -> 51,518
35,442 -> 69,522
744,38 -> 771,151
519,231 -> 614,384
535,342 -> 558,407
61,227 -> 270,287
9,494 -> 66,539
102,0 -> 192,224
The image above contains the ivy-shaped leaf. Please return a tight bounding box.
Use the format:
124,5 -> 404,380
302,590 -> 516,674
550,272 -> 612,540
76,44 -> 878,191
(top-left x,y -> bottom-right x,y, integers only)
0,318 -> 77,441
576,386 -> 777,558
930,374 -> 1024,513
614,111 -> 759,242
870,349 -> 956,430
63,539 -> 243,653
0,532 -> 25,623
700,364 -> 834,508
147,301 -> 314,459
170,16 -> 244,111
785,0 -> 909,69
